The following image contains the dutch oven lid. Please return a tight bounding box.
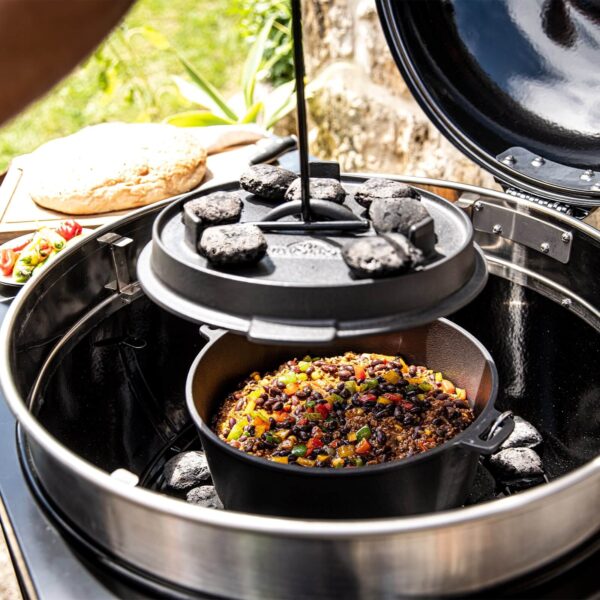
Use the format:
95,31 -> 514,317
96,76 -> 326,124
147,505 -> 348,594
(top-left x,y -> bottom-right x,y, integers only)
377,0 -> 600,207
136,176 -> 487,344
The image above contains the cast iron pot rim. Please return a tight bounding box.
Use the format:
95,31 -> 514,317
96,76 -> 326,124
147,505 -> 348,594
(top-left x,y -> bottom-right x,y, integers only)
1,178 -> 599,536
185,317 -> 501,478
151,176 -> 476,290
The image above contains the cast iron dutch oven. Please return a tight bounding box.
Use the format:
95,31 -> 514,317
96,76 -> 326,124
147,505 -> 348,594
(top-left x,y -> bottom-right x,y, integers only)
187,319 -> 513,519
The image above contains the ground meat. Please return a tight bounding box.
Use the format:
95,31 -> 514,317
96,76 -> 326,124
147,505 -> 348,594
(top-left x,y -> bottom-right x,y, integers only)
212,353 -> 475,468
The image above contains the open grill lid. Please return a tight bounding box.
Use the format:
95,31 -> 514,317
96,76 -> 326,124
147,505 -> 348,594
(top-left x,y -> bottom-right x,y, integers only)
377,0 -> 600,207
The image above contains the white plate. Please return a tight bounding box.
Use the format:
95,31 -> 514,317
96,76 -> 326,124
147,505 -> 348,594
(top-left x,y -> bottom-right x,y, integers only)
0,228 -> 91,287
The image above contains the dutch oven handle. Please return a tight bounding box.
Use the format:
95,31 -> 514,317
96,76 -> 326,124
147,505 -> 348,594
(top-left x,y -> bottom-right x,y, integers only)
459,410 -> 514,455
199,324 -> 227,343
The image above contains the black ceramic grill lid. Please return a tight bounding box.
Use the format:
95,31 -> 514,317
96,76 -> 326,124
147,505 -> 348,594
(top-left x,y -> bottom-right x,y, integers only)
377,0 -> 600,207
137,177 -> 487,344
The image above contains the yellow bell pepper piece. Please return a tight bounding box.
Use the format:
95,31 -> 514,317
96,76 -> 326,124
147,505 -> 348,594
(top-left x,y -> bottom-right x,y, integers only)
383,371 -> 400,384
347,431 -> 357,442
441,379 -> 456,394
270,456 -> 289,464
296,457 -> 316,467
337,445 -> 355,458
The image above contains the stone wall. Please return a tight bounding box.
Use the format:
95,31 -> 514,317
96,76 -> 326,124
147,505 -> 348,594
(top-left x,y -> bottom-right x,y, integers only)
302,0 -> 497,188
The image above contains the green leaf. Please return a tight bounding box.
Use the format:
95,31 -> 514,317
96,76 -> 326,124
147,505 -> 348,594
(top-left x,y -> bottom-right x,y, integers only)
241,101 -> 264,124
262,79 -> 296,129
164,110 -> 235,127
175,52 -> 239,122
242,15 -> 276,108
172,75 -> 234,120
127,25 -> 170,50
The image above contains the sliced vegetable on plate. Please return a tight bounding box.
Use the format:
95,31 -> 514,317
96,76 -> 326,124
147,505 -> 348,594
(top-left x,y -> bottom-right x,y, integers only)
0,220 -> 88,285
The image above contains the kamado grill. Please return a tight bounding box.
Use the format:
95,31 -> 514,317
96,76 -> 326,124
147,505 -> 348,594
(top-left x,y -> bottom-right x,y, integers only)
0,0 -> 599,597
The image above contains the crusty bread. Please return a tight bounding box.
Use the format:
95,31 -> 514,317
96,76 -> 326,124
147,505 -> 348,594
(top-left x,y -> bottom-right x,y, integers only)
26,122 -> 207,214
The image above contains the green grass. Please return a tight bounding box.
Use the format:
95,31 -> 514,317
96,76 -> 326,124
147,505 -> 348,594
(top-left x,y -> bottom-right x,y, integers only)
0,0 -> 247,172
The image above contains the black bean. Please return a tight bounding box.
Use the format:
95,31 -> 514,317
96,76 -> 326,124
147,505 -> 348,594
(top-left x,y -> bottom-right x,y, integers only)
306,366 -> 315,376
235,400 -> 244,411
228,417 -> 237,427
273,401 -> 284,411
288,454 -> 298,463
269,417 -> 277,428
376,430 -> 387,445
370,359 -> 384,366
276,380 -> 286,389
255,397 -> 265,406
299,431 -> 309,441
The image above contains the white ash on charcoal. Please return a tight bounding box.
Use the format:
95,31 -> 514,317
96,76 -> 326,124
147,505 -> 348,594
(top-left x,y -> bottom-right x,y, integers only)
369,197 -> 432,236
500,416 -> 543,450
163,451 -> 211,492
342,233 -> 423,278
199,224 -> 268,266
489,447 -> 544,481
240,164 -> 298,201
354,178 -> 419,209
186,485 -> 223,509
183,191 -> 243,227
284,177 -> 347,204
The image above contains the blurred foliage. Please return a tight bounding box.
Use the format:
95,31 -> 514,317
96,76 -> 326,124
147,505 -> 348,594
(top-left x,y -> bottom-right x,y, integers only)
233,0 -> 293,87
135,19 -> 295,130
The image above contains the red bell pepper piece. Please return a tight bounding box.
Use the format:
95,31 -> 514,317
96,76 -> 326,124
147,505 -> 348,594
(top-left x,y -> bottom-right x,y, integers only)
315,403 -> 330,419
353,365 -> 366,381
0,249 -> 17,276
359,393 -> 377,404
56,220 -> 82,241
306,437 -> 324,453
355,439 -> 371,455
383,393 -> 404,404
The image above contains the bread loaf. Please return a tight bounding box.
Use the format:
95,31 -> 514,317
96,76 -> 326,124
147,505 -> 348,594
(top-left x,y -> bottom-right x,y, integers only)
26,122 -> 207,214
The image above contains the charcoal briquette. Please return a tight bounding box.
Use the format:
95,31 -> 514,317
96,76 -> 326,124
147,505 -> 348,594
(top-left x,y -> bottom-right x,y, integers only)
369,196 -> 432,236
354,178 -> 419,209
500,416 -> 543,450
489,447 -> 544,480
240,164 -> 298,201
285,177 -> 347,204
186,485 -> 223,509
199,224 -> 268,266
163,451 -> 211,492
183,191 -> 242,227
342,234 -> 422,278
